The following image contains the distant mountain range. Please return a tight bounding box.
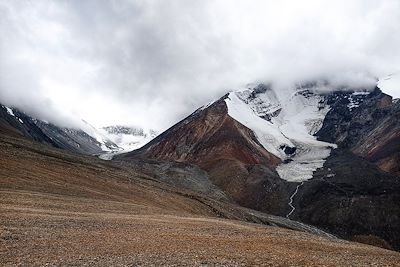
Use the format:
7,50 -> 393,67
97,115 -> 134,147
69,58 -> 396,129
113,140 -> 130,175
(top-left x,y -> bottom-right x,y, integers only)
0,105 -> 156,157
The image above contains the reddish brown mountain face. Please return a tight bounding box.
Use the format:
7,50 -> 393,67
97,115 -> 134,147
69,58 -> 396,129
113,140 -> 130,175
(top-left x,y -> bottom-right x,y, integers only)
119,97 -> 291,214
129,98 -> 281,169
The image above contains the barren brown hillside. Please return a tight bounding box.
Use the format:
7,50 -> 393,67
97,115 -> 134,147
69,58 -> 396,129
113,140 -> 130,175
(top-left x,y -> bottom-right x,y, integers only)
1,134 -> 399,266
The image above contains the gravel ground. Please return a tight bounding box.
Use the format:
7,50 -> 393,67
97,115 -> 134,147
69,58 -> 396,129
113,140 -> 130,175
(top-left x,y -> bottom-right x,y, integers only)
2,203 -> 400,267
1,134 -> 400,266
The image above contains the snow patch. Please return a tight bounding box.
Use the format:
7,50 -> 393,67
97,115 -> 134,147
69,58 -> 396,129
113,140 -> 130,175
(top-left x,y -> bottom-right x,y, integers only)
352,91 -> 370,96
5,106 -> 25,124
5,107 -> 15,116
347,95 -> 360,110
346,91 -> 371,111
378,73 -> 400,98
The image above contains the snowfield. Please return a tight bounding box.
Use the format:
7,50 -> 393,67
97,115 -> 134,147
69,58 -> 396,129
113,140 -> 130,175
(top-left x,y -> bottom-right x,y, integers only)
99,128 -> 156,152
378,72 -> 400,99
225,85 -> 337,182
97,126 -> 157,160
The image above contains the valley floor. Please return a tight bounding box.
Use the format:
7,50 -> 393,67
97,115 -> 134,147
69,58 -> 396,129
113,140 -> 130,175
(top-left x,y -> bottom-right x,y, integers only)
1,134 -> 399,266
3,201 -> 400,266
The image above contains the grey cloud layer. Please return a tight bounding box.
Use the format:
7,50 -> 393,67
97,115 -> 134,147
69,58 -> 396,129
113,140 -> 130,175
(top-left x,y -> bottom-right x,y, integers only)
0,0 -> 399,130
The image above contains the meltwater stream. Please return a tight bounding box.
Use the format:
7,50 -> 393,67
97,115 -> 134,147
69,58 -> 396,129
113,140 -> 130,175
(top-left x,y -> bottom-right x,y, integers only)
286,181 -> 304,219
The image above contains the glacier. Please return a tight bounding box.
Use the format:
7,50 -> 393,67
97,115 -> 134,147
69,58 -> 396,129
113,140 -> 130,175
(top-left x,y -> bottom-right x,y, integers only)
225,84 -> 337,182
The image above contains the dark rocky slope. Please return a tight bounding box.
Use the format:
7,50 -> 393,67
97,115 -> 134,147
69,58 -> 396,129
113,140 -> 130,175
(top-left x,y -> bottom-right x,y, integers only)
317,88 -> 400,176
294,149 -> 400,250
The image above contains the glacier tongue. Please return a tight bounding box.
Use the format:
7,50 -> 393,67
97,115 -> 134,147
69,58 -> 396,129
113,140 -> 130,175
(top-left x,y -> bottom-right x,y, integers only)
276,142 -> 332,182
225,85 -> 337,182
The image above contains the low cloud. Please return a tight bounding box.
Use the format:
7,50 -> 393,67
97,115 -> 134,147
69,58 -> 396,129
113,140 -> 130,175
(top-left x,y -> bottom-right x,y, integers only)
0,0 -> 399,130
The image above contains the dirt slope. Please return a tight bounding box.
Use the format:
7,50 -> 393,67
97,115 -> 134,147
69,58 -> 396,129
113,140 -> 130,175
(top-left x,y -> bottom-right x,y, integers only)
1,134 -> 400,266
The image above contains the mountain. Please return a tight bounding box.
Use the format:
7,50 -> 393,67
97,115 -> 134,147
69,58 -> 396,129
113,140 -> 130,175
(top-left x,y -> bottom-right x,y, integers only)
1,84 -> 400,265
117,82 -> 400,250
0,104 -> 119,155
5,123 -> 398,266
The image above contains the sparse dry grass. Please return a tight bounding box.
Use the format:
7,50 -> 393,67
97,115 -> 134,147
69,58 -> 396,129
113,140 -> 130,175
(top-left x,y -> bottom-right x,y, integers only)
1,134 -> 399,266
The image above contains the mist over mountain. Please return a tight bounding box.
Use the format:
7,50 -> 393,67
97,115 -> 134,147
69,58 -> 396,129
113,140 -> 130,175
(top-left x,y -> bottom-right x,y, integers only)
1,0 -> 399,132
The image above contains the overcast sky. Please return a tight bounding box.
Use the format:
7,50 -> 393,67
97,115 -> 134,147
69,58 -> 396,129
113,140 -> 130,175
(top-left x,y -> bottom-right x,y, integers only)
0,0 -> 399,131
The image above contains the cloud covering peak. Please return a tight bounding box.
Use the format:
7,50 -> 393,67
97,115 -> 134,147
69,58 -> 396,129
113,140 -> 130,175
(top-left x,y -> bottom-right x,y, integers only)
0,0 -> 399,130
